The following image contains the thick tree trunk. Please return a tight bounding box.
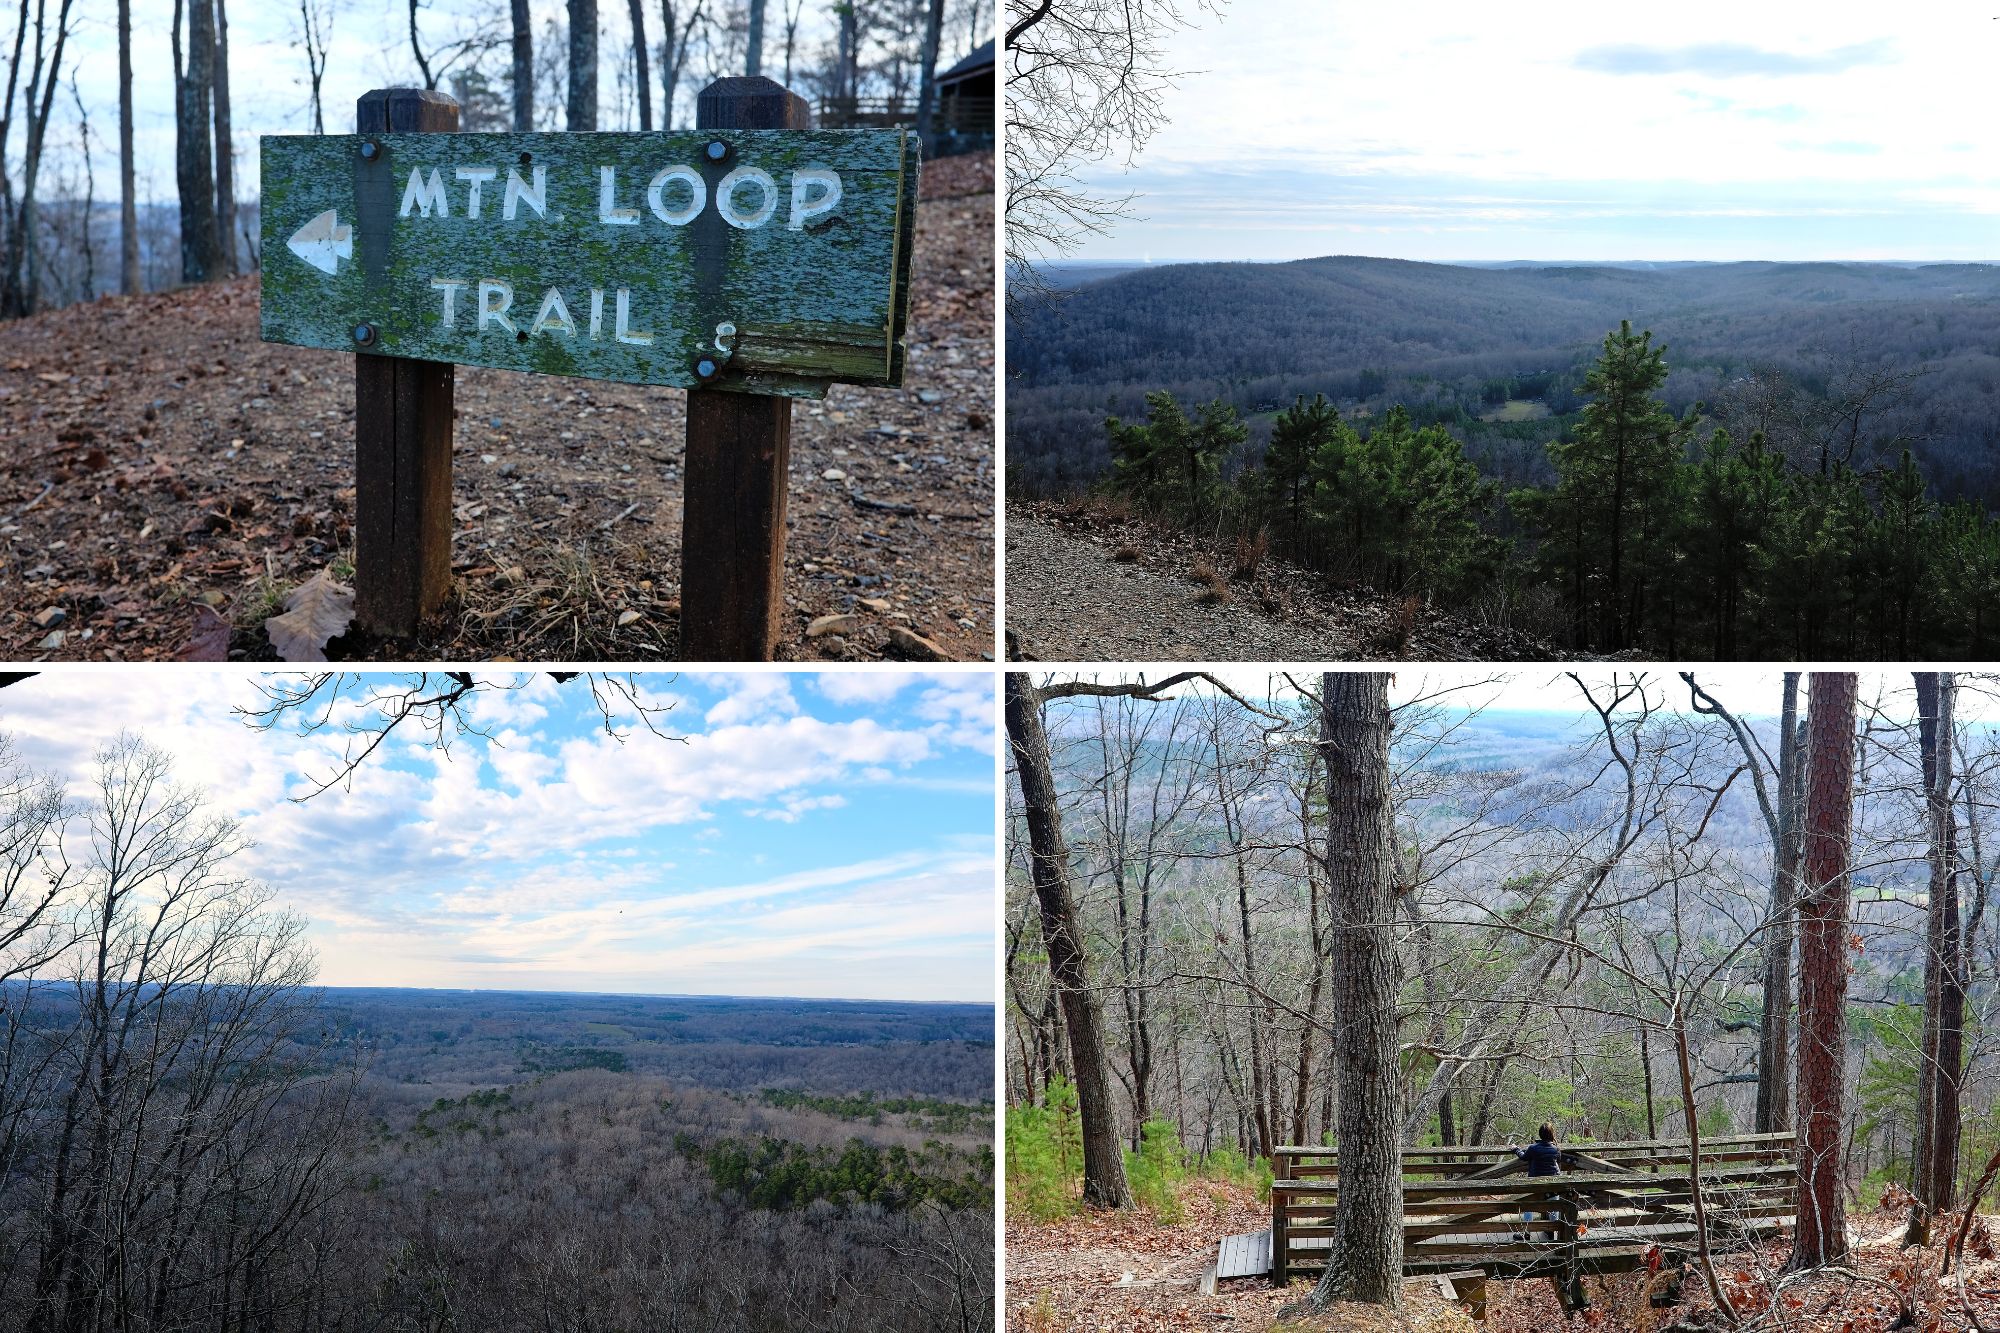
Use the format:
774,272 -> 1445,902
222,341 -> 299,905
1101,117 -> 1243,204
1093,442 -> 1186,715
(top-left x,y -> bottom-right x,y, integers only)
174,0 -> 218,283
211,0 -> 235,275
117,0 -> 139,295
567,0 -> 597,130
1004,673 -> 1132,1209
1790,671 -> 1857,1271
510,0 -> 533,130
627,0 -> 652,130
1907,672 -> 1962,1246
1287,672 -> 1402,1311
1756,673 -> 1804,1133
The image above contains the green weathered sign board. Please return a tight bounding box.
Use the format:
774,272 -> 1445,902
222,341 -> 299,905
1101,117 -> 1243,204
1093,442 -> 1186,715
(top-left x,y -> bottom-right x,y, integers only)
258,129 -> 919,397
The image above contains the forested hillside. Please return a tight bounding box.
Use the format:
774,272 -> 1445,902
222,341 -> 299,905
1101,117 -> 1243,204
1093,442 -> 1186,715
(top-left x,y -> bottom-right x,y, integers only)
1008,257 -> 2000,658
0,735 -> 994,1333
1005,670 -> 1999,1331
1008,256 -> 2000,501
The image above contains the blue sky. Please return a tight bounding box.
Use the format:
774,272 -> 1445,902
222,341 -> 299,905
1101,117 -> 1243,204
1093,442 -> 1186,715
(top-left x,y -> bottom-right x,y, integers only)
1068,1 -> 2000,264
0,671 -> 995,1002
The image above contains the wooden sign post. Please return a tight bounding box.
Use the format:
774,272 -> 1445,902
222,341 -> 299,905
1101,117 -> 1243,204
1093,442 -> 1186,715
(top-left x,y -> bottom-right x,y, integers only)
260,79 -> 919,656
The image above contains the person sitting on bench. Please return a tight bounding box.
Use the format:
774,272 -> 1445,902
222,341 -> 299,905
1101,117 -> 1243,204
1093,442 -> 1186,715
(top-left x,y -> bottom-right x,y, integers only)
1514,1122 -> 1563,1241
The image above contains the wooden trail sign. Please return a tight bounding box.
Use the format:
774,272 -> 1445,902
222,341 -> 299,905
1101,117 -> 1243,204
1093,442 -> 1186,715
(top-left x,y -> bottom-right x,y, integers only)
261,123 -> 918,397
257,78 -> 924,658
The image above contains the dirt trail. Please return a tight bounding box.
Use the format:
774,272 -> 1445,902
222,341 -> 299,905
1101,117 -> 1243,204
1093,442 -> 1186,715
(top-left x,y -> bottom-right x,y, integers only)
1005,510 -> 1350,661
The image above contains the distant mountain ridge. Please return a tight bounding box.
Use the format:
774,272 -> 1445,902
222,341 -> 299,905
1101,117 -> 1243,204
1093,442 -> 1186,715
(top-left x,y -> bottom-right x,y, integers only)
1008,253 -> 2000,501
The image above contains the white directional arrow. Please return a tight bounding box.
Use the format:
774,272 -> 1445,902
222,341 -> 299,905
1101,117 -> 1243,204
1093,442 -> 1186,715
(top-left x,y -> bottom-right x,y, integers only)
287,208 -> 352,276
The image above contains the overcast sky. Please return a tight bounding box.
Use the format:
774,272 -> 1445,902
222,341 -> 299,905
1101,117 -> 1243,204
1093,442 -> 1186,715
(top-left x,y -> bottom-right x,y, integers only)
1072,1 -> 2000,264
0,670 -> 995,1002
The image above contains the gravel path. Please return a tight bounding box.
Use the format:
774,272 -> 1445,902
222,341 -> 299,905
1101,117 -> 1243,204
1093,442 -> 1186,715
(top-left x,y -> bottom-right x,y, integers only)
1005,512 -> 1353,661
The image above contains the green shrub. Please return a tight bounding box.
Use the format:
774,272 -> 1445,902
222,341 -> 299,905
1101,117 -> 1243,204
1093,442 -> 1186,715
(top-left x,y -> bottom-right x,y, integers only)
1192,1145 -> 1273,1201
1006,1079 -> 1082,1221
1126,1118 -> 1188,1221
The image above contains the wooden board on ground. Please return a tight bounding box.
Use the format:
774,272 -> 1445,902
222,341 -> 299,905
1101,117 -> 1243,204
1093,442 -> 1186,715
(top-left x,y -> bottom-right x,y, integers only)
1215,1228 -> 1273,1280
260,128 -> 919,396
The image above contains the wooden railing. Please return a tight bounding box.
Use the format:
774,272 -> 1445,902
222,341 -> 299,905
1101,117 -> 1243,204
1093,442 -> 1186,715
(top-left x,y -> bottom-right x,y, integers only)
1268,1134 -> 1797,1309
816,96 -> 995,137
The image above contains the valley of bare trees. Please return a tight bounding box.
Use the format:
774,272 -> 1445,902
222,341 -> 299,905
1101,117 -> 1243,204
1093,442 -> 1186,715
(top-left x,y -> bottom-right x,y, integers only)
0,731 -> 996,1333
1005,669 -> 2000,1332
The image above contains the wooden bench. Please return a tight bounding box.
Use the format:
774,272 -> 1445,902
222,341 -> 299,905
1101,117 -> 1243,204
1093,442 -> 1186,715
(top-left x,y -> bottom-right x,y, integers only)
1265,1144 -> 1797,1314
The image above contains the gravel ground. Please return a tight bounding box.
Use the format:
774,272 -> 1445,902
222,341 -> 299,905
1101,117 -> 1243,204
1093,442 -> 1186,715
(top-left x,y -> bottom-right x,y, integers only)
1005,510 -> 1349,662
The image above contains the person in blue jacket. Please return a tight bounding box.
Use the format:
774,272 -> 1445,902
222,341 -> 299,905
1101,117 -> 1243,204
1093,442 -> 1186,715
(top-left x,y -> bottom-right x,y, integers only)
1515,1122 -> 1562,1240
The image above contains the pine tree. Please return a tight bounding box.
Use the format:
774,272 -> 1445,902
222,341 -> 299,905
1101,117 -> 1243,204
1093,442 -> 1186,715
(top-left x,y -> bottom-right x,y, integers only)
1264,393 -> 1340,554
1104,390 -> 1245,518
1520,322 -> 1693,650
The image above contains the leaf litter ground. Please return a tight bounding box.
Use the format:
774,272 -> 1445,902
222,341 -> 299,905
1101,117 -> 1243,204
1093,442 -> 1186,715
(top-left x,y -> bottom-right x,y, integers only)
1008,1185 -> 2000,1333
0,152 -> 993,662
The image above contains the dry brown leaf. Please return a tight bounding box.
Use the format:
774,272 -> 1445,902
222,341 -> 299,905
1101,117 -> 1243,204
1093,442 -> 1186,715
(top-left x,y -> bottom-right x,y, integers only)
265,568 -> 353,661
179,604 -> 232,661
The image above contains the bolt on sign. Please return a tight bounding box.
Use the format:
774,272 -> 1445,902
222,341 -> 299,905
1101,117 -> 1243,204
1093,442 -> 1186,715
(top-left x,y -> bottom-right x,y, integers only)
259,129 -> 919,396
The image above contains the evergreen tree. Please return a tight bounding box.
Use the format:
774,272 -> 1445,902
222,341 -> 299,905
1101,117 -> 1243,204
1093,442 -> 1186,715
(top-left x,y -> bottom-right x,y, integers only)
1519,322 -> 1694,650
1104,391 -> 1246,518
1265,393 -> 1341,552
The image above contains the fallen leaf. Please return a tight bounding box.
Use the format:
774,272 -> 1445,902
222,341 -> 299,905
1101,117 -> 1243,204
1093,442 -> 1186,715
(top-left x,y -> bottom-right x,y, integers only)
179,604 -> 231,661
265,568 -> 354,661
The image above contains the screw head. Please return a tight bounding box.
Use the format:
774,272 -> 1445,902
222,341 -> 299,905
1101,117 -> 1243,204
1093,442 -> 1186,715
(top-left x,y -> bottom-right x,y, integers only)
694,357 -> 720,381
352,323 -> 376,346
704,140 -> 729,162
359,141 -> 379,161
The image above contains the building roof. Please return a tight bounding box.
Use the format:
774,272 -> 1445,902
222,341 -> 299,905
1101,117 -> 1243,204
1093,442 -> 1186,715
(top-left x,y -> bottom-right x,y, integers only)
938,40 -> 995,87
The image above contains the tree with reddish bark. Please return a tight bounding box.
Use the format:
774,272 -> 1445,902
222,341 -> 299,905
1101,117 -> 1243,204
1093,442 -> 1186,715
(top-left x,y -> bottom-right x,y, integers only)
1790,671 -> 1857,1271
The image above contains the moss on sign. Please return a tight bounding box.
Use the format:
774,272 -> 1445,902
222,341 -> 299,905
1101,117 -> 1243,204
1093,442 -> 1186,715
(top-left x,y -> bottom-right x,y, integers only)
259,129 -> 918,397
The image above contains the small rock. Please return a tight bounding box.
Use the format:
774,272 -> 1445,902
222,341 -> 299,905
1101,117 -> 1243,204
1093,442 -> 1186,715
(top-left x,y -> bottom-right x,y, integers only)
916,390 -> 944,404
957,617 -> 976,630
32,606 -> 64,629
481,453 -> 498,464
37,630 -> 63,650
199,590 -> 228,608
615,609 -> 641,627
489,417 -> 503,429
858,596 -> 892,613
821,468 -> 847,481
887,626 -> 946,660
807,613 -> 864,638
496,565 -> 526,585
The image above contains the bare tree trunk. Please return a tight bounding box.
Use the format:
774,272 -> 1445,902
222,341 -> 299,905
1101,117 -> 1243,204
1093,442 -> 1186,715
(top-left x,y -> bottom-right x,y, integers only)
913,0 -> 944,150
567,0 -> 597,130
174,0 -> 218,284
1907,672 -> 1963,1246
627,0 -> 651,130
1286,672 -> 1402,1312
1757,673 -> 1804,1133
117,0 -> 138,295
211,0 -> 235,276
745,0 -> 764,75
1004,673 -> 1132,1209
1790,671 -> 1857,1271
511,0 -> 533,130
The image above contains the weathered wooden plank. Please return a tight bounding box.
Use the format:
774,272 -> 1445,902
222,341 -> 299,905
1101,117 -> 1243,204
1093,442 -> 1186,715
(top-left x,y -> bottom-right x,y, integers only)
352,88 -> 458,636
260,125 -> 918,397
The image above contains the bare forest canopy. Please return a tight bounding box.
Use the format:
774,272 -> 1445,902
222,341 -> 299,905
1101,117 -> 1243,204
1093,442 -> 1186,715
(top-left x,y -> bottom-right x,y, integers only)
1007,255 -> 2000,505
0,736 -> 994,1333
1004,675 -> 1997,1238
1008,256 -> 2000,659
0,0 -> 991,318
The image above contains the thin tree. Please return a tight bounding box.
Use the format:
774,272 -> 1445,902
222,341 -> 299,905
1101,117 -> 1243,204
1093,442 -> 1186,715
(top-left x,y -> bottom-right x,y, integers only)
1005,671 -> 1133,1208
511,0 -> 533,129
568,0 -> 598,129
117,0 -> 138,294
172,0 -> 218,284
658,0 -> 709,131
1283,672 -> 1402,1312
211,0 -> 235,275
1907,671 -> 1966,1245
0,0 -> 78,312
298,0 -> 333,134
745,0 -> 764,74
628,0 -> 652,129
779,0 -> 804,85
1790,671 -> 1858,1271
912,0 -> 945,150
